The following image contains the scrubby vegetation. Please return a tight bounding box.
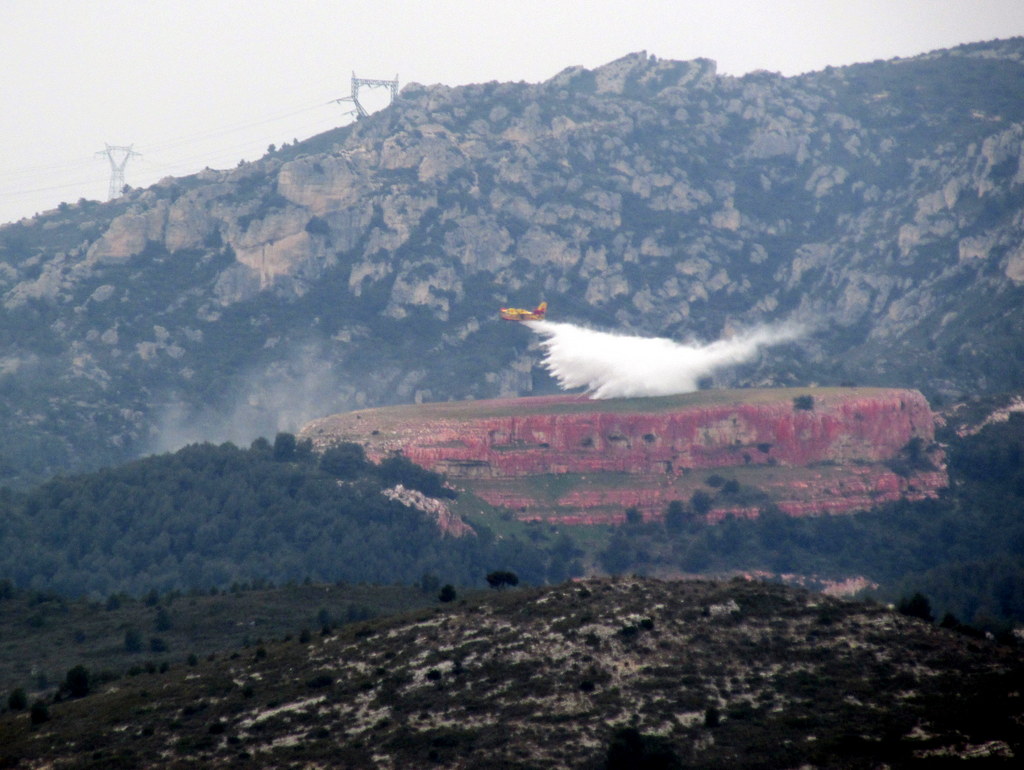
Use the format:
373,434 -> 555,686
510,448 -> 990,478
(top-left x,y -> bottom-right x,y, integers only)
1,577 -> 1021,768
0,580 -> 456,702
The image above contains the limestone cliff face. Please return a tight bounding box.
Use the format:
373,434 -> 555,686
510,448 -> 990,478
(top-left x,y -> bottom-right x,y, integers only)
301,388 -> 946,523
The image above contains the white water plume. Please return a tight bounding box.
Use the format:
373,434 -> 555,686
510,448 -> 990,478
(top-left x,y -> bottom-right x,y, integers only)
527,320 -> 803,399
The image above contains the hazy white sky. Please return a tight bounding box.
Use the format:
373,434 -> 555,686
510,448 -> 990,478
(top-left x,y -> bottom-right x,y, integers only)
2,0 -> 1023,226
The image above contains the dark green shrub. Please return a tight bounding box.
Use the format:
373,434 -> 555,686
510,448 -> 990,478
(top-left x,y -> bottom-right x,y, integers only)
306,674 -> 333,689
304,215 -> 330,236
319,442 -> 368,478
897,592 -> 934,622
30,701 -> 50,725
604,726 -> 681,769
691,490 -> 713,515
65,664 -> 90,698
793,395 -> 815,410
376,454 -> 455,499
273,432 -> 297,461
438,584 -> 457,602
7,688 -> 28,711
486,570 -> 519,589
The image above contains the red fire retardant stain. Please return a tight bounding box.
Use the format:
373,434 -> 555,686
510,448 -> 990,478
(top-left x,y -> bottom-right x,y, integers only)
303,388 -> 947,523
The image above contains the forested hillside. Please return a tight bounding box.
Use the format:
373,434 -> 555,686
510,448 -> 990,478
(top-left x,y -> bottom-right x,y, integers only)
0,436 -> 568,597
2,40 -> 1024,485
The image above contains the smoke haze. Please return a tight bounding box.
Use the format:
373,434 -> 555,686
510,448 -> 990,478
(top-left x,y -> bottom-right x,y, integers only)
147,342 -> 351,455
527,320 -> 803,399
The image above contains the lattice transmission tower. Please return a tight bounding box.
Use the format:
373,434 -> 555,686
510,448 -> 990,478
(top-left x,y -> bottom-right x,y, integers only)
96,144 -> 141,199
335,72 -> 399,118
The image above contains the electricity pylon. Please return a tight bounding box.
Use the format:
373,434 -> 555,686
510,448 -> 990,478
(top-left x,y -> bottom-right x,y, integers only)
335,73 -> 399,118
97,144 -> 141,199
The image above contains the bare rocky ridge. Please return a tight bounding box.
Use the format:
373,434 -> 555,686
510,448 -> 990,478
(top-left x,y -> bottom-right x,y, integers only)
302,387 -> 946,523
2,578 -> 1021,768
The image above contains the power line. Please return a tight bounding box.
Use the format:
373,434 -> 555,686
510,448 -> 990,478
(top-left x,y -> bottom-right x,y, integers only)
0,85 -> 391,219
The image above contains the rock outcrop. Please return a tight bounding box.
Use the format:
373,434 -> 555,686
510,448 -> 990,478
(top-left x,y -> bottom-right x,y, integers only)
302,387 -> 947,523
381,483 -> 475,538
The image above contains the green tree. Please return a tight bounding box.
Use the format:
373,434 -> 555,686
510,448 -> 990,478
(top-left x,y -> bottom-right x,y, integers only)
30,701 -> 50,725
376,454 -> 454,498
604,726 -> 681,769
7,688 -> 28,711
273,432 -> 297,462
793,394 -> 815,411
664,500 -> 693,533
486,570 -> 519,590
319,442 -> 368,478
691,490 -> 713,516
438,584 -> 457,602
65,664 -> 90,698
898,592 -> 934,622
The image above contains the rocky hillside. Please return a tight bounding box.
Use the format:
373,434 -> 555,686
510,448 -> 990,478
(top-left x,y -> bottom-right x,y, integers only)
302,387 -> 946,522
2,577 -> 1021,768
2,40 -> 1024,484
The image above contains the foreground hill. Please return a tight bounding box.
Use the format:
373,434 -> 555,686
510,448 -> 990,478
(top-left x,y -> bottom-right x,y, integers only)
2,578 -> 1021,768
0,582 -> 438,702
3,40 -> 1024,485
302,386 -> 946,521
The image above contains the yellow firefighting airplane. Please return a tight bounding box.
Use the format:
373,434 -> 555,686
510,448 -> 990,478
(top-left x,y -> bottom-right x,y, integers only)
499,301 -> 547,322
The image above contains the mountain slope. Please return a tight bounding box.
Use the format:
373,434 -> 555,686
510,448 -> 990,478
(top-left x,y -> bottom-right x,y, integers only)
2,40 -> 1024,484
